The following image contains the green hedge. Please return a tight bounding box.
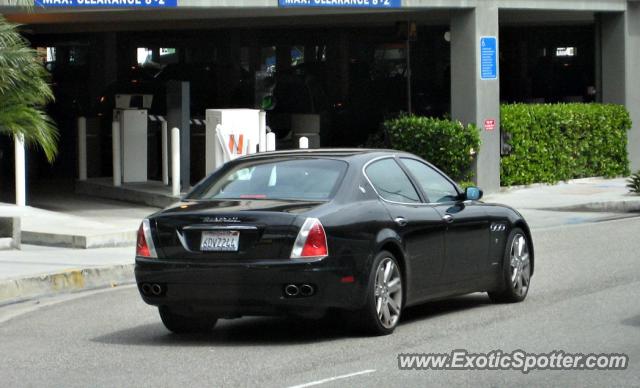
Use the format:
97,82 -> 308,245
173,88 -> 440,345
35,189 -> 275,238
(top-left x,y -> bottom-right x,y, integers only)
501,103 -> 631,186
383,115 -> 480,182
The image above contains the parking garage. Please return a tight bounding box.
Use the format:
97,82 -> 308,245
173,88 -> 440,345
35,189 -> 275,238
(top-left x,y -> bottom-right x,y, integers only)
0,0 -> 638,202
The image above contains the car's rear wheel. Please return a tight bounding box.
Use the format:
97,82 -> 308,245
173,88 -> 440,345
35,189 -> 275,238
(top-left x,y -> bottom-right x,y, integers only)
158,306 -> 217,334
489,228 -> 531,303
357,251 -> 403,336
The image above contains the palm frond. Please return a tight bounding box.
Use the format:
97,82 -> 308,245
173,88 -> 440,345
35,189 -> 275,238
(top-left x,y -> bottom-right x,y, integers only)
0,103 -> 59,162
0,15 -> 58,162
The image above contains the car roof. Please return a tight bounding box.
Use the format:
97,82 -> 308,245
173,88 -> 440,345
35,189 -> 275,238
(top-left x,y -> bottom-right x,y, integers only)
235,148 -> 406,161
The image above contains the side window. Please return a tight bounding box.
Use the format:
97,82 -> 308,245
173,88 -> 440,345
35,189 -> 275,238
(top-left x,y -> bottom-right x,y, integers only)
365,158 -> 421,204
401,158 -> 459,203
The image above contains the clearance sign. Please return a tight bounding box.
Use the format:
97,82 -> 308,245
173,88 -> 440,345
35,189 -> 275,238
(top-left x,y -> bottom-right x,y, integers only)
279,0 -> 402,8
34,0 -> 177,7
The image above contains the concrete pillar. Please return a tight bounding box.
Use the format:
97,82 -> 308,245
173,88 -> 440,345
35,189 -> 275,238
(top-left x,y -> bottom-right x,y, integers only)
325,31 -> 350,102
166,81 -> 191,190
338,32 -> 350,100
276,45 -> 292,72
103,33 -> 118,86
450,2 -> 501,192
112,121 -> 121,187
304,44 -> 317,63
600,5 -> 640,172
77,117 -> 87,181
161,121 -> 169,186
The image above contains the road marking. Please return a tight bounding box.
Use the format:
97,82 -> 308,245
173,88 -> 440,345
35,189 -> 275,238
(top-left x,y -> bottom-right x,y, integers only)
287,369 -> 376,388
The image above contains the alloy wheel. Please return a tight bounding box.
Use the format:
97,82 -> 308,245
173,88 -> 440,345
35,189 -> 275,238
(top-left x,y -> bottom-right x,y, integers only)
510,234 -> 531,297
374,257 -> 403,329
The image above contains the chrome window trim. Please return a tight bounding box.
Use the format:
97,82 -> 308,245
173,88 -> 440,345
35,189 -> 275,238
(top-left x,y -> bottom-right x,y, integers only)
362,155 -> 427,206
398,156 -> 462,204
362,155 -> 460,207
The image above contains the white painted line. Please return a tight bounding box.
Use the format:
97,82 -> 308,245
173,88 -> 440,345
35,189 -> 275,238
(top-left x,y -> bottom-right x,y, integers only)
287,369 -> 376,388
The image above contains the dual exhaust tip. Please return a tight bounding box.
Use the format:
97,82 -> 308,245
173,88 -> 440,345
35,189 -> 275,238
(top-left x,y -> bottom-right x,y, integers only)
284,284 -> 315,298
142,282 -> 312,298
141,283 -> 164,296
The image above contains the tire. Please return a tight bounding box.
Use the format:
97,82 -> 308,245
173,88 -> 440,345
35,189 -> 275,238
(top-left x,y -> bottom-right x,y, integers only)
158,306 -> 217,334
488,228 -> 532,303
356,250 -> 403,336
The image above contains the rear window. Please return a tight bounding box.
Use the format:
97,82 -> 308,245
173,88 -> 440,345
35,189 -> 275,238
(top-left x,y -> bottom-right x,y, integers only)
187,158 -> 347,201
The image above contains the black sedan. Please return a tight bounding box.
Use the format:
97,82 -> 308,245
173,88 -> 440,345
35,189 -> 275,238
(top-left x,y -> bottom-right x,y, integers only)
135,149 -> 533,335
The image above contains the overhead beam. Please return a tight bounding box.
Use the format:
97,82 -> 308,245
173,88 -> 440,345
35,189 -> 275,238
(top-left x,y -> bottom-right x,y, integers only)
496,0 -> 626,11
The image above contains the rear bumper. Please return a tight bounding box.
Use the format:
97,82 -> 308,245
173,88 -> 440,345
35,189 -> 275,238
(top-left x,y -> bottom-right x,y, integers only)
135,256 -> 367,318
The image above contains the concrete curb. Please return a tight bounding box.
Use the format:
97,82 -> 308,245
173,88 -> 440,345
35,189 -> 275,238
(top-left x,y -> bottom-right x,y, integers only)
0,264 -> 135,307
0,217 -> 21,250
539,200 -> 640,213
21,230 -> 137,249
76,180 -> 178,208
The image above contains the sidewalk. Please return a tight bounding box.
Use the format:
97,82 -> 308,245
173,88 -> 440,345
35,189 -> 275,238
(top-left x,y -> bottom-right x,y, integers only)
0,190 -> 158,305
0,245 -> 134,305
485,177 -> 640,212
485,177 -> 640,230
1,177 -> 638,306
0,191 -> 160,249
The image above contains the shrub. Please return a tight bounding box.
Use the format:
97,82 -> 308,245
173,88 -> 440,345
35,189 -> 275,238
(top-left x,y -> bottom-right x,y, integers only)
382,115 -> 480,182
628,171 -> 640,194
501,103 -> 631,186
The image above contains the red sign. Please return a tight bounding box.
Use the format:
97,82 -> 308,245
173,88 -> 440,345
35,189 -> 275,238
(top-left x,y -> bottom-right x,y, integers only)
484,119 -> 496,131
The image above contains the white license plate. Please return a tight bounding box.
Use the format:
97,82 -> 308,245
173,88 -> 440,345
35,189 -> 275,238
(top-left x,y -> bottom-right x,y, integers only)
200,231 -> 240,252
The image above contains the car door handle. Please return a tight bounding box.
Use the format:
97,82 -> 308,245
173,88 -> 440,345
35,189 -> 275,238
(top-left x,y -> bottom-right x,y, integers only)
442,214 -> 454,224
394,217 -> 409,227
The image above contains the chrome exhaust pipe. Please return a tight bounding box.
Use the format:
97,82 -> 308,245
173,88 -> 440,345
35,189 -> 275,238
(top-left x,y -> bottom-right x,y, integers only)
151,283 -> 163,296
300,284 -> 314,297
141,283 -> 152,295
284,284 -> 299,297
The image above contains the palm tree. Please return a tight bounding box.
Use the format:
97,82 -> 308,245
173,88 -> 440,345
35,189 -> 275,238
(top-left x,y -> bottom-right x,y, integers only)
0,14 -> 58,162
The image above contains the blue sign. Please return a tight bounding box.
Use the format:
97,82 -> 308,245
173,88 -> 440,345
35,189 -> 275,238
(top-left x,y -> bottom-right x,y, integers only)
279,0 -> 401,8
480,36 -> 498,80
35,0 -> 176,7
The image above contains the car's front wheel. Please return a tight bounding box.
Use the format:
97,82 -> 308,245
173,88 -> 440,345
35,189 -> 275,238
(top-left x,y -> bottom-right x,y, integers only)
489,228 -> 532,303
357,251 -> 403,336
158,306 -> 217,334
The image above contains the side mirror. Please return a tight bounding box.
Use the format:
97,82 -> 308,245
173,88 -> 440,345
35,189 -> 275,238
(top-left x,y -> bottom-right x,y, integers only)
465,187 -> 483,201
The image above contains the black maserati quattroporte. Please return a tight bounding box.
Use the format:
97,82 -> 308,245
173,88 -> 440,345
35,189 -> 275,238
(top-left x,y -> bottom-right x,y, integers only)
135,149 -> 533,335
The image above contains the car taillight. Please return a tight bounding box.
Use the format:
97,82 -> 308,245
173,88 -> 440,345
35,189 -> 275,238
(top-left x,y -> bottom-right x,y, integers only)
291,218 -> 328,260
136,219 -> 157,258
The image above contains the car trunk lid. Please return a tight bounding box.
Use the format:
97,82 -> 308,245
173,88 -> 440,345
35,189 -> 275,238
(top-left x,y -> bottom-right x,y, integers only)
152,199 -> 324,261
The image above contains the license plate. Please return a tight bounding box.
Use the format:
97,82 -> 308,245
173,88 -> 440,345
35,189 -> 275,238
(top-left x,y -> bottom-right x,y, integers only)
200,231 -> 240,252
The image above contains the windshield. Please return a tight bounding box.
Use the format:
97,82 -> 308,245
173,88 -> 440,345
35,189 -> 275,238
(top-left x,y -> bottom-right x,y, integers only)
187,158 -> 348,201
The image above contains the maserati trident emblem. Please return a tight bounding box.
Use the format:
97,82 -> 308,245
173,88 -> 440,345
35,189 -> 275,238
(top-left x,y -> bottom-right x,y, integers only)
203,216 -> 241,223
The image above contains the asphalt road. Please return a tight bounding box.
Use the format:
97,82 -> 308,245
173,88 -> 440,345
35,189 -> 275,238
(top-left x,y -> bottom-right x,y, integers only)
1,216 -> 640,387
